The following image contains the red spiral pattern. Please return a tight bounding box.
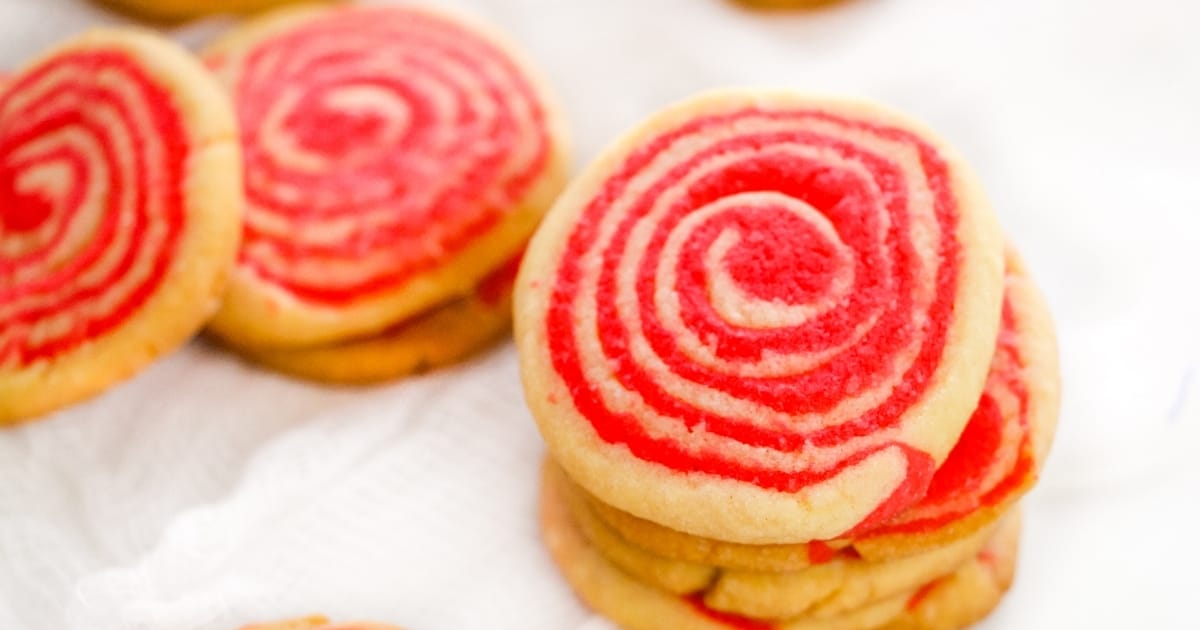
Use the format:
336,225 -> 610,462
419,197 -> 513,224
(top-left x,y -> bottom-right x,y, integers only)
866,279 -> 1034,537
0,51 -> 186,368
547,106 -> 966,517
213,6 -> 552,305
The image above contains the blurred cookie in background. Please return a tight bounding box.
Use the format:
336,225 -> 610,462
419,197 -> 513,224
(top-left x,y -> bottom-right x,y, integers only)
0,28 -> 242,425
240,617 -> 403,630
731,0 -> 848,10
201,3 -> 570,380
96,0 -> 306,22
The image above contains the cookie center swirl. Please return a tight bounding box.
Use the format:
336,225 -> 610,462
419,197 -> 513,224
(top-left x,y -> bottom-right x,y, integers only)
0,51 -> 186,368
0,167 -> 59,233
279,83 -> 412,171
222,7 -> 552,305
548,108 -> 962,513
678,192 -> 856,331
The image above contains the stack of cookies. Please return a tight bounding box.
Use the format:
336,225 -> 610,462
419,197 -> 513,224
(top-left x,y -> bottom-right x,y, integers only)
516,90 -> 1060,630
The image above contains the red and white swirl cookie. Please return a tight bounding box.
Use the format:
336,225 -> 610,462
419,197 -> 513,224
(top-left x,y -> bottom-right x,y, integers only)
238,251 -> 522,384
0,29 -> 242,425
204,4 -> 569,349
517,89 -> 1005,544
572,248 -> 1059,566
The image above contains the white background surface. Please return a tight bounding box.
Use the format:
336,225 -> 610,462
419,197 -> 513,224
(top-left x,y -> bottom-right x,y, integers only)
1,0 -> 1199,629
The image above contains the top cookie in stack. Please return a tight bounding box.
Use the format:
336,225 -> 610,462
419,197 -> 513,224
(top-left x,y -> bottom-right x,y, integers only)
516,89 -> 1060,630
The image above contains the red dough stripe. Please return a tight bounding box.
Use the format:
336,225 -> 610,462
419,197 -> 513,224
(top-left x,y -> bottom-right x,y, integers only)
685,594 -> 777,630
904,578 -> 943,612
0,51 -> 186,367
546,106 -> 961,531
806,540 -> 838,564
213,6 -> 552,305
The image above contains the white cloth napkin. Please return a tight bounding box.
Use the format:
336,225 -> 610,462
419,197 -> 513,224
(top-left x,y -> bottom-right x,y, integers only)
1,0 -> 1198,628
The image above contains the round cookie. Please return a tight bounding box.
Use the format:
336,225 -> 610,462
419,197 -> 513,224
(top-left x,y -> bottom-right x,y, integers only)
517,88 -> 1006,544
235,252 -> 521,383
566,247 -> 1056,565
240,618 -> 402,630
204,4 -> 570,349
0,28 -> 242,426
540,465 -> 1021,630
98,0 -> 302,22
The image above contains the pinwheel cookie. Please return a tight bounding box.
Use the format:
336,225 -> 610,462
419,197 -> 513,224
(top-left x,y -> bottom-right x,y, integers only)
517,89 -> 1006,544
0,29 -> 242,425
564,251 -> 1059,570
540,461 -> 1021,630
99,0 -> 303,22
240,617 -> 402,630
204,4 -> 569,350
238,252 -> 521,384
